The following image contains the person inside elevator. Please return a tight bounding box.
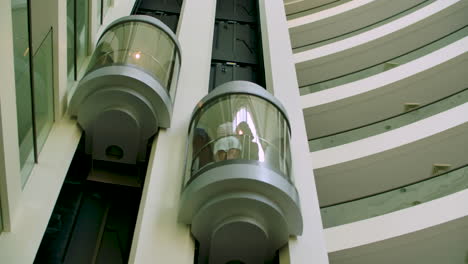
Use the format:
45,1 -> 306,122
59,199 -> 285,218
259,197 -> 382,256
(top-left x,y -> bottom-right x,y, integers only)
235,121 -> 259,161
213,122 -> 242,161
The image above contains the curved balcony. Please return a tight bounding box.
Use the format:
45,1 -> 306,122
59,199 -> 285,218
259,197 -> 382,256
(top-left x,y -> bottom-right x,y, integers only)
311,103 -> 468,207
295,0 -> 468,89
300,24 -> 468,95
69,15 -> 181,164
302,34 -> 468,139
178,81 -> 302,264
309,88 -> 468,151
325,188 -> 468,263
289,0 -> 429,51
321,164 -> 468,228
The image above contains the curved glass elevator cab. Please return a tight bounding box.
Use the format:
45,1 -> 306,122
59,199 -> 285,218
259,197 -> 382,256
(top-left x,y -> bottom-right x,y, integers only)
179,81 -> 303,264
69,15 -> 181,164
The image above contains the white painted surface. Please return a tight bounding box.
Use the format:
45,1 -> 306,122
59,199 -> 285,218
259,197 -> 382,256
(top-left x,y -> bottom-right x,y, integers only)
288,0 -> 426,49
325,189 -> 468,263
128,0 -> 216,263
302,37 -> 468,138
260,0 -> 329,263
0,0 -> 22,232
0,119 -> 81,263
311,104 -> 468,206
294,0 -> 468,86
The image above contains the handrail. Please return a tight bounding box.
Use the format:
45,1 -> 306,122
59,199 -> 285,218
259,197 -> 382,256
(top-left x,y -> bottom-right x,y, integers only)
308,87 -> 468,142
321,164 -> 468,209
320,164 -> 468,227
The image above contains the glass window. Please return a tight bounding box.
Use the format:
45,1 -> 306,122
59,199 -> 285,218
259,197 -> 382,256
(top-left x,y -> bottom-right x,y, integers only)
33,30 -> 54,154
68,0 -> 89,84
11,0 -> 35,184
185,94 -> 291,184
102,0 -> 112,22
11,1 -> 55,187
67,0 -> 75,81
87,20 -> 181,93
76,0 -> 89,73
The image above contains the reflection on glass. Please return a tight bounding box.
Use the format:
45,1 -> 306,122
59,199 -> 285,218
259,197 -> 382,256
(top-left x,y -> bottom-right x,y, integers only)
87,20 -> 181,92
321,165 -> 468,228
300,26 -> 468,95
185,94 -> 291,184
67,0 -> 75,82
98,0 -> 102,24
309,88 -> 468,151
103,0 -> 112,20
33,30 -> 54,155
11,0 -> 35,184
76,0 -> 89,73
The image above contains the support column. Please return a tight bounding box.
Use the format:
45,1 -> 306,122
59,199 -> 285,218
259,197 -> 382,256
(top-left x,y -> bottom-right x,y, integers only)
128,0 -> 217,263
258,0 -> 330,263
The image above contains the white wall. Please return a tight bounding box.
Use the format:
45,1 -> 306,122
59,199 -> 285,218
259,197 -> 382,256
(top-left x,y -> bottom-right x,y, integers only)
259,0 -> 329,263
128,0 -> 217,263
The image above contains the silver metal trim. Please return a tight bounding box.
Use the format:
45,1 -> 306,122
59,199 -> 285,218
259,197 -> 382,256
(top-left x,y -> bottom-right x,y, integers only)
69,64 -> 173,128
179,162 -> 303,235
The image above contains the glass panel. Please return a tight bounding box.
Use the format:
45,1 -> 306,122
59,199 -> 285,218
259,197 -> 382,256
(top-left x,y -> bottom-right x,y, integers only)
169,52 -> 181,103
321,165 -> 468,228
76,0 -> 89,72
103,0 -> 111,19
87,21 -> 180,92
67,0 -> 75,82
309,88 -> 468,151
300,25 -> 468,95
98,0 -> 102,24
185,94 -> 291,184
33,30 -> 54,154
11,0 -> 35,184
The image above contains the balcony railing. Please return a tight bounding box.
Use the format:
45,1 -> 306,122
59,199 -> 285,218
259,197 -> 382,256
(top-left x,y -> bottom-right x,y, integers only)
321,164 -> 468,228
293,0 -> 434,52
309,88 -> 468,151
300,25 -> 468,95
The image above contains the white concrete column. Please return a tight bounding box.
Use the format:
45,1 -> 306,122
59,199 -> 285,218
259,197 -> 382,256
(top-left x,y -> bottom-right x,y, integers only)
128,0 -> 217,263
258,0 -> 330,263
